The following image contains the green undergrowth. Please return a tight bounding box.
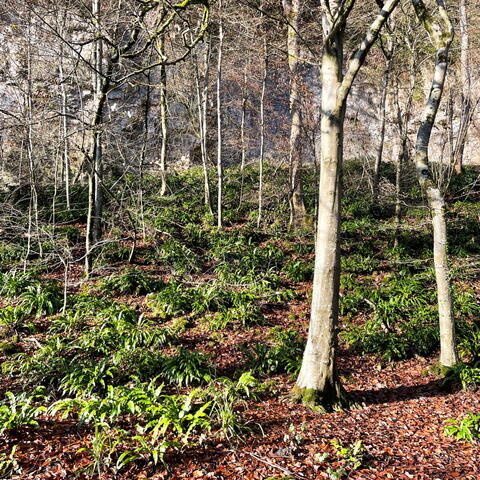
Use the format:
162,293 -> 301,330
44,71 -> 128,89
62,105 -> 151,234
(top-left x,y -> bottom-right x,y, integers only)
0,163 -> 479,475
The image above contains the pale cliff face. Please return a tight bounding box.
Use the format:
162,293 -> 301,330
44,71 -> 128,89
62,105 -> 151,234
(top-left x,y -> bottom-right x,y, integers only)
0,1 -> 478,188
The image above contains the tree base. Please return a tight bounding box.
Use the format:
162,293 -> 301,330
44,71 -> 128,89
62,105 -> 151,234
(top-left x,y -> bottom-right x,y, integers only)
292,383 -> 351,412
289,218 -> 313,233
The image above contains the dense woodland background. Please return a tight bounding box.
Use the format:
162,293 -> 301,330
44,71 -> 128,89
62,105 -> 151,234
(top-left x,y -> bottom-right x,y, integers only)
0,0 -> 479,478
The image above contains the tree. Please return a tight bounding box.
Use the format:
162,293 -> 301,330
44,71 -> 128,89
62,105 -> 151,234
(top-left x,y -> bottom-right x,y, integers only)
295,0 -> 400,408
452,0 -> 471,174
81,0 -> 210,275
193,34 -> 213,212
390,15 -> 419,248
411,0 -> 459,367
372,22 -> 394,204
216,0 -> 224,229
257,6 -> 268,229
284,0 -> 308,230
158,32 -> 168,197
85,0 -> 104,276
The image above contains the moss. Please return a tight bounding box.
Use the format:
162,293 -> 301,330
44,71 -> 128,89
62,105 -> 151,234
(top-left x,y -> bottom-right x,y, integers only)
430,361 -> 455,377
0,339 -> 18,354
298,387 -> 319,407
292,383 -> 351,412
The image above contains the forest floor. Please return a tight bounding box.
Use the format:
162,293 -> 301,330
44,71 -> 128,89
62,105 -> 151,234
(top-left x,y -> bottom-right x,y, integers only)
1,167 -> 480,480
1,269 -> 479,480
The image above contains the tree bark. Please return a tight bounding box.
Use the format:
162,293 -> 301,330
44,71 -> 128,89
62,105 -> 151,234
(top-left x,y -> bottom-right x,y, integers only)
194,38 -> 213,212
139,70 -> 151,241
284,0 -> 307,230
216,0 -> 224,229
58,18 -> 71,211
25,17 -> 42,261
393,53 -> 415,248
412,0 -> 459,367
295,38 -> 347,408
85,0 -> 107,276
373,42 -> 393,203
453,0 -> 471,174
92,0 -> 103,245
295,0 -> 400,408
238,61 -> 248,209
257,30 -> 267,228
158,35 -> 168,196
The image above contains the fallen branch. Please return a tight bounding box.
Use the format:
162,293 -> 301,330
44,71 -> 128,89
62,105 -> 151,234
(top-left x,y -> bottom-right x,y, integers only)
245,451 -> 308,480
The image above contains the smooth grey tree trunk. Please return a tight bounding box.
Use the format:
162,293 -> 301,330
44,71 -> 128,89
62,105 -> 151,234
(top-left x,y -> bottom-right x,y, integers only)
295,0 -> 400,408
295,39 -> 347,407
25,18 -> 42,262
139,71 -> 151,241
202,38 -> 212,213
412,0 -> 459,367
86,0 -> 106,276
58,26 -> 71,211
238,62 -> 248,209
216,0 -> 224,229
393,52 -> 416,248
373,42 -> 393,202
92,0 -> 103,246
194,39 -> 213,212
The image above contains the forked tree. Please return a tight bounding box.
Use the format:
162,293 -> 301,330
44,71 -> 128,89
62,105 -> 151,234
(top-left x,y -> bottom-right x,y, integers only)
295,0 -> 400,408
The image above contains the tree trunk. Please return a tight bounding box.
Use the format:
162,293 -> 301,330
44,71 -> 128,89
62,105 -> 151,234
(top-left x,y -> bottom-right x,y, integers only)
85,0 -> 106,276
257,32 -> 267,229
92,0 -> 103,246
295,0 -> 400,408
393,146 -> 403,248
429,189 -> 458,366
52,131 -> 60,231
284,0 -> 307,230
58,29 -> 71,211
25,20 -> 42,260
295,41 -> 347,408
412,0 -> 459,367
194,39 -> 212,212
139,71 -> 151,241
238,61 -> 248,209
216,0 -> 223,229
393,83 -> 406,249
373,51 -> 393,202
158,35 -> 168,196
453,0 -> 470,174
85,171 -> 95,276
393,44 -> 416,248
